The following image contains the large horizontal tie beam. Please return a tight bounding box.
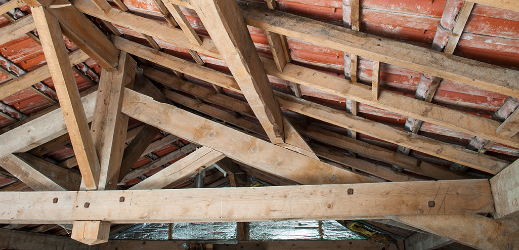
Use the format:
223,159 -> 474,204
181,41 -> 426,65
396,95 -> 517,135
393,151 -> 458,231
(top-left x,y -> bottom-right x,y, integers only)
113,36 -> 519,150
0,179 -> 493,223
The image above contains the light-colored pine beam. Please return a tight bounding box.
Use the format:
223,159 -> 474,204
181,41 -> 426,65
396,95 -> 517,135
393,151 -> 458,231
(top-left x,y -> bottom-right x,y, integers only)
404,233 -> 453,250
0,15 -> 35,46
90,51 -> 136,191
443,1 -> 475,55
264,0 -> 291,72
114,37 -> 519,150
0,179 -> 493,223
25,0 -> 119,70
129,146 -> 225,190
0,153 -> 81,191
191,0 -> 285,144
71,221 -> 110,245
490,158 -> 519,219
32,6 -> 101,190
161,1 -> 201,45
122,88 -> 376,185
90,0 -> 111,13
463,0 -> 518,16
496,107 -> 519,138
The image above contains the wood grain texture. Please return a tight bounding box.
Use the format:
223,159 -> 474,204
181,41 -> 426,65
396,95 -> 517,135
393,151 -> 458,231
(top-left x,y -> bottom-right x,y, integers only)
33,6 -> 100,190
491,159 -> 519,219
496,107 -> 519,138
91,52 -> 136,190
0,15 -> 36,46
123,89 -> 376,185
0,0 -> 25,15
71,221 -> 110,245
0,179 -> 493,223
192,0 -> 285,144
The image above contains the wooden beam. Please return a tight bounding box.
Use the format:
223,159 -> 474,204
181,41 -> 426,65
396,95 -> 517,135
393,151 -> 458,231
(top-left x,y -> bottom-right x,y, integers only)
161,1 -> 201,45
216,158 -> 249,187
465,0 -> 519,14
393,214 -> 519,250
0,179 -> 493,223
116,37 -> 519,150
124,88 -> 376,184
0,228 -> 93,250
191,0 -> 285,144
32,6 -> 101,190
27,0 -> 119,70
371,60 -> 380,101
496,107 -> 519,138
129,146 -> 225,190
27,134 -> 71,156
404,233 -> 453,250
91,52 -> 136,190
280,118 -> 319,160
490,159 -> 519,219
90,0 -> 111,13
0,49 -> 89,101
0,153 -> 81,191
0,15 -> 36,46
0,0 -> 25,15
443,1 -> 474,55
71,221 -> 110,245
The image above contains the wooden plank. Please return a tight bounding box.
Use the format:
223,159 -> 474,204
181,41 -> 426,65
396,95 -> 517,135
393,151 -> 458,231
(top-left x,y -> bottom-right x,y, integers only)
405,233 -> 453,250
27,0 -> 119,69
192,0 -> 285,144
393,214 -> 519,250
490,159 -> 519,219
91,52 -> 136,191
90,0 -> 111,12
118,125 -> 160,181
216,158 -> 248,187
32,6 -> 101,190
443,2 -> 474,55
280,118 -> 319,160
0,50 -> 89,101
71,221 -> 110,245
0,15 -> 35,46
151,0 -> 178,27
0,179 -> 493,223
161,1 -> 201,45
496,107 -> 519,138
0,153 -> 81,191
27,134 -> 71,156
73,0 -> 221,59
129,146 -> 225,190
0,228 -> 93,250
0,0 -> 25,15
465,0 -> 519,14
116,37 -> 519,149
120,144 -> 198,184
100,240 -> 399,250
371,60 -> 380,101
123,88 -> 377,185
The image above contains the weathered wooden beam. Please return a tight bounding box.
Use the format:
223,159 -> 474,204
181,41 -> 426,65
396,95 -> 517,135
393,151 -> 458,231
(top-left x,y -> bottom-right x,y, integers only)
0,179 -> 493,223
26,0 -> 119,70
496,107 -> 519,138
116,37 -> 519,150
91,52 -> 137,190
0,153 -> 81,191
0,15 -> 35,46
71,221 -> 110,245
90,0 -> 111,13
371,60 -> 380,101
130,146 -> 225,190
404,233 -> 453,250
124,88 -> 376,184
466,0 -> 519,14
192,0 -> 285,144
32,5 -> 101,189
490,159 -> 519,219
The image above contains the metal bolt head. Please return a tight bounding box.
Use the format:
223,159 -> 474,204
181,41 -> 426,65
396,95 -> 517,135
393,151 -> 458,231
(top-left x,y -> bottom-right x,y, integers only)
119,196 -> 125,202
428,201 -> 435,207
327,204 -> 332,209
84,202 -> 90,208
53,198 -> 58,203
347,188 -> 354,195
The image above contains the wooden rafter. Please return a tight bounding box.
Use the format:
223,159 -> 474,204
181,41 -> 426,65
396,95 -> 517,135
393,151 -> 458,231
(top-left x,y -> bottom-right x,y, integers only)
32,5 -> 101,190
